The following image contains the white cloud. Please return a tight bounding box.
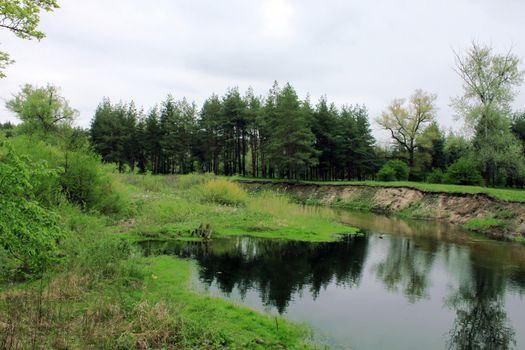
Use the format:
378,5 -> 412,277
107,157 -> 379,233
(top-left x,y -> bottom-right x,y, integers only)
261,0 -> 294,38
0,0 -> 524,141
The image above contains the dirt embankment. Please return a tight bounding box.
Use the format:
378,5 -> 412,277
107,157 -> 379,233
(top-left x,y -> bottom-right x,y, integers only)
239,181 -> 525,240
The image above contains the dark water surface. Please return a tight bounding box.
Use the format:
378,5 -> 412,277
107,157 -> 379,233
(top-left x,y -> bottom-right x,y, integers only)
141,209 -> 525,349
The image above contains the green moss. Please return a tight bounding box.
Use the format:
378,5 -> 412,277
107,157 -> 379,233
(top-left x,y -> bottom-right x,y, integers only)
463,218 -> 508,234
511,235 -> 525,243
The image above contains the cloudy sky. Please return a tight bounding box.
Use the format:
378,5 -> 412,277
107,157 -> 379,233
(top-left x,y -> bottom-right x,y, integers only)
1,0 -> 524,142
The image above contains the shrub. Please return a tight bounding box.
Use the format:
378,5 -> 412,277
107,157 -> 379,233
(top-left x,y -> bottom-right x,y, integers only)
8,135 -> 131,216
198,179 -> 247,206
377,160 -> 409,181
377,165 -> 396,181
61,153 -> 131,215
426,168 -> 445,184
0,141 -> 64,278
445,158 -> 483,186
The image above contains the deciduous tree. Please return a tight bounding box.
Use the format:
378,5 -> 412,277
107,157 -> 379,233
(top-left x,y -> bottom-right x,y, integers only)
453,43 -> 525,186
6,84 -> 77,132
376,89 -> 437,168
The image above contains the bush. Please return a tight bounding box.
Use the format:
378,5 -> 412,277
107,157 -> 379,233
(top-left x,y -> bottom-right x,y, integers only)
7,135 -> 131,216
426,168 -> 445,184
445,158 -> 483,186
61,152 -> 131,215
198,179 -> 247,206
0,141 -> 64,278
377,160 -> 409,181
377,165 -> 396,181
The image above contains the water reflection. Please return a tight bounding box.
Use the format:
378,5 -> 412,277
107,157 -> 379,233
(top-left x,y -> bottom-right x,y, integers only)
446,263 -> 516,349
372,237 -> 435,303
141,211 -> 525,349
143,235 -> 369,313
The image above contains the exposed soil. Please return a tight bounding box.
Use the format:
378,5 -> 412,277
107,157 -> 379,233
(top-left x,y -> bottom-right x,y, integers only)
239,181 -> 525,241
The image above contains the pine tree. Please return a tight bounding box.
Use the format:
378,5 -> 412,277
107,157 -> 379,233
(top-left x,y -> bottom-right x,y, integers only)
266,83 -> 318,180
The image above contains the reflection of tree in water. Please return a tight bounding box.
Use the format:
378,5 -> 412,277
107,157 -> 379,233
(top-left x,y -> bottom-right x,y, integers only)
445,264 -> 516,350
509,268 -> 525,297
150,236 -> 369,313
372,235 -> 437,303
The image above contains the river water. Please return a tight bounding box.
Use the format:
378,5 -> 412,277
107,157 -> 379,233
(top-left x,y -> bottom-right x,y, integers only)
141,208 -> 525,349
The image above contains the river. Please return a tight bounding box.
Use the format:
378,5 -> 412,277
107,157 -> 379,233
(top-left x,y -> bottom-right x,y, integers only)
141,208 -> 525,349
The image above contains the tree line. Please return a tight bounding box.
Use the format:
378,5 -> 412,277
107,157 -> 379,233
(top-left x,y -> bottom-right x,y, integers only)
90,82 -> 379,181
4,43 -> 525,187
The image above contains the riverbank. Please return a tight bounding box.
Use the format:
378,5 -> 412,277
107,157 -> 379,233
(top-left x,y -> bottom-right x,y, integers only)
118,174 -> 358,243
1,174 -> 358,349
235,179 -> 525,241
0,254 -> 312,349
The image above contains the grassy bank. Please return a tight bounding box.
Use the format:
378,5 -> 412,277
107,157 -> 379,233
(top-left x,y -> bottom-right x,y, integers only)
233,177 -> 525,202
120,174 -> 358,243
1,165 -> 356,348
1,253 -> 311,349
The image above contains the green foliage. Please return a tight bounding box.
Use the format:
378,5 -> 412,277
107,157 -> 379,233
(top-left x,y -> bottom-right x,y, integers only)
0,141 -> 64,278
446,158 -> 483,186
472,110 -> 525,187
387,160 -> 410,180
89,81 -> 379,181
0,0 -> 59,77
377,164 -> 396,181
453,43 -> 525,187
8,135 -> 131,216
0,0 -> 59,40
444,133 -> 470,166
5,84 -> 77,132
427,168 -> 445,184
0,50 -> 14,78
61,151 -> 131,215
464,218 -> 507,235
266,83 -> 318,178
377,160 -> 409,181
338,105 -> 377,180
412,122 -> 445,180
198,178 -> 248,206
376,90 -> 437,167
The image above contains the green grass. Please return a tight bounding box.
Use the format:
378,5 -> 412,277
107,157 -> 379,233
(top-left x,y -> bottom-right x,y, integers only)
1,196 -> 315,349
143,256 -> 313,349
122,175 -> 358,242
512,236 -> 525,243
0,254 -> 313,349
463,218 -> 508,234
233,177 -> 525,202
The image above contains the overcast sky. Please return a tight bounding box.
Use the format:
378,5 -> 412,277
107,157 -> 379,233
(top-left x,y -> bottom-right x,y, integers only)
1,0 -> 525,142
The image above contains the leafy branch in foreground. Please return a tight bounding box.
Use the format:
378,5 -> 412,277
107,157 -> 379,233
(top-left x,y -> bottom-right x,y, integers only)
0,0 -> 59,77
0,140 -> 63,278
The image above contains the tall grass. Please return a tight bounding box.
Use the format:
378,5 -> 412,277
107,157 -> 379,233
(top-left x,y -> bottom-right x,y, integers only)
198,178 -> 248,206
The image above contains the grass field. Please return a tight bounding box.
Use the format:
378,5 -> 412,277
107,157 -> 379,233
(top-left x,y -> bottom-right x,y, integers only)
233,177 -> 525,202
120,174 -> 358,243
